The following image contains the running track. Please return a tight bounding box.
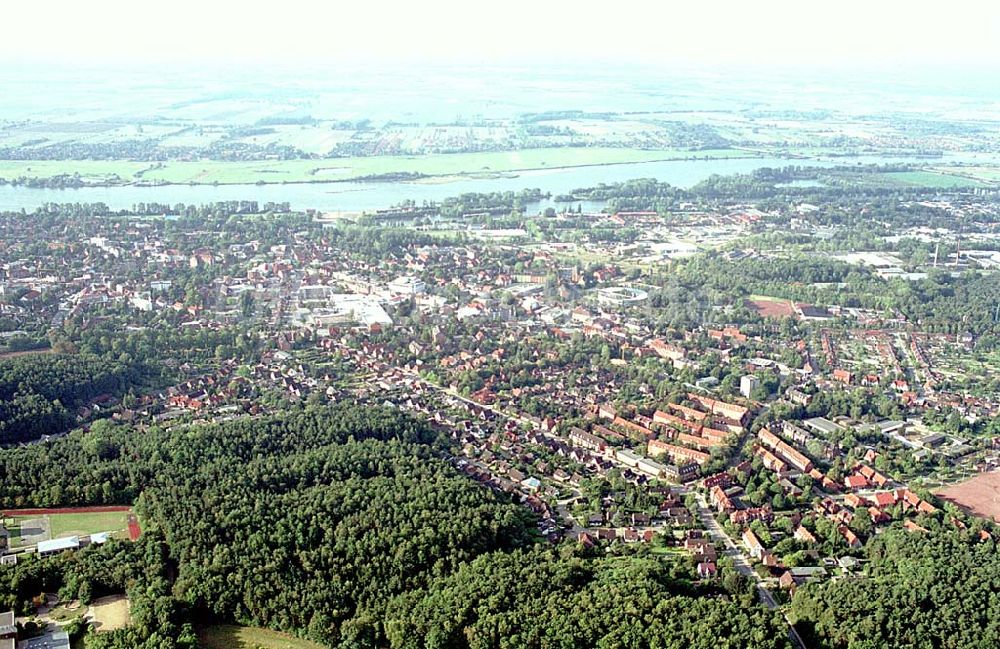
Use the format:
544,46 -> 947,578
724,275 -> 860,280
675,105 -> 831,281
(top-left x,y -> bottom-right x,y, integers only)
127,513 -> 142,541
2,505 -> 131,516
2,505 -> 142,541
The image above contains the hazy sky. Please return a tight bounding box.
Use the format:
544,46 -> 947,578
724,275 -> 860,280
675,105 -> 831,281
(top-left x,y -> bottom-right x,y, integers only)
5,0 -> 1000,69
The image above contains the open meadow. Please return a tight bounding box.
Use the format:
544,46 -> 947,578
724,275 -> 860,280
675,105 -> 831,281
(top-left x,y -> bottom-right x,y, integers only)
930,165 -> 1000,184
883,170 -> 985,188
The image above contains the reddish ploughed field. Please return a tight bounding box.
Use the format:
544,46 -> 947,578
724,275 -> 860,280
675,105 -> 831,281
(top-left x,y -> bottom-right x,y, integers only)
935,472 -> 1000,522
746,298 -> 796,319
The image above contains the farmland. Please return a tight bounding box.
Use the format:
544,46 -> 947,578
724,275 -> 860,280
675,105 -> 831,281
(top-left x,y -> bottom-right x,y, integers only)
930,165 -> 1000,184
935,472 -> 1000,522
0,160 -> 149,184
883,170 -> 985,188
0,147 -> 753,186
746,295 -> 796,319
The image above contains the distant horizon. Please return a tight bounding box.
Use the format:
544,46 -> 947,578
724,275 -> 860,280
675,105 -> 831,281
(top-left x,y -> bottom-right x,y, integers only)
6,0 -> 1000,70
4,58 -> 1000,125
5,56 -> 1000,75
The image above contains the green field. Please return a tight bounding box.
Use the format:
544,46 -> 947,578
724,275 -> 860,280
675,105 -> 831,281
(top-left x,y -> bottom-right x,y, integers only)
650,546 -> 686,556
0,160 -> 150,184
0,147 -> 752,186
48,511 -> 128,537
929,165 -> 1000,184
8,510 -> 129,544
884,170 -> 985,188
198,625 -> 325,649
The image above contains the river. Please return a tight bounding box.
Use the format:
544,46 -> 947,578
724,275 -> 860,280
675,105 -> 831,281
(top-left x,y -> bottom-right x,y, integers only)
0,154 -> 959,214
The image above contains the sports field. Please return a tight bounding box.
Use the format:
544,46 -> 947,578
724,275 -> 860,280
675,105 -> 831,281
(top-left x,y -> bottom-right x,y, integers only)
49,510 -> 129,537
198,625 -> 326,649
0,147 -> 750,186
5,507 -> 131,548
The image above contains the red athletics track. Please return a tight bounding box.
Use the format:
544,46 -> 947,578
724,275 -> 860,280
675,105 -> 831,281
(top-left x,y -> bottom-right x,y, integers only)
127,513 -> 142,541
3,505 -> 141,541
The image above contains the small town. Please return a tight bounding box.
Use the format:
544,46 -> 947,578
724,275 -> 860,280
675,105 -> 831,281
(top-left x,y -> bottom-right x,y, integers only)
2,15 -> 1000,646
0,178 -> 998,646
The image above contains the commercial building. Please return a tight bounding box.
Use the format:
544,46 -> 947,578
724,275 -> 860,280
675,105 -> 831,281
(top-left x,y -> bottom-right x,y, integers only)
387,276 -> 426,295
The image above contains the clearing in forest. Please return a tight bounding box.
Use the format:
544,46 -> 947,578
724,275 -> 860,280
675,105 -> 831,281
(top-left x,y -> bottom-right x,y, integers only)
198,625 -> 326,649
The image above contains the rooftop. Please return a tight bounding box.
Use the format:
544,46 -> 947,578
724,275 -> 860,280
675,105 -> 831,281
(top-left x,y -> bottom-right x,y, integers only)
37,536 -> 80,554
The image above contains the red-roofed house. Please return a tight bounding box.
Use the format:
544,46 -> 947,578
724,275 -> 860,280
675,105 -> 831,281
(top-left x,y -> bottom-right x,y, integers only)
868,507 -> 890,524
697,562 -> 718,579
844,493 -> 869,508
839,525 -> 862,548
794,526 -> 817,544
833,369 -> 853,384
873,491 -> 897,508
844,475 -> 870,490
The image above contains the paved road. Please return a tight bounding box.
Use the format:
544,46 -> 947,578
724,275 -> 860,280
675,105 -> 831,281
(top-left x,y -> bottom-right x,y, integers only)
689,491 -> 807,648
690,492 -> 756,575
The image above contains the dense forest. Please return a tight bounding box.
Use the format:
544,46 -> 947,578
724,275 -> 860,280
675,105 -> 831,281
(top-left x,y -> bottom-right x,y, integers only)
0,405 -> 532,647
791,523 -> 999,649
0,405 -> 794,648
385,548 -> 791,649
0,354 -> 139,445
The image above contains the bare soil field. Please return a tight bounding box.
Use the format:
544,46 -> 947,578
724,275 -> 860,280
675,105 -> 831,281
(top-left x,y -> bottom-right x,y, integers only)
746,297 -> 796,319
88,595 -> 131,632
935,471 -> 1000,522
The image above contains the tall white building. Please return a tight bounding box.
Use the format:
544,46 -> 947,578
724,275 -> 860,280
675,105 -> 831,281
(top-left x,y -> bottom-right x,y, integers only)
740,375 -> 760,399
